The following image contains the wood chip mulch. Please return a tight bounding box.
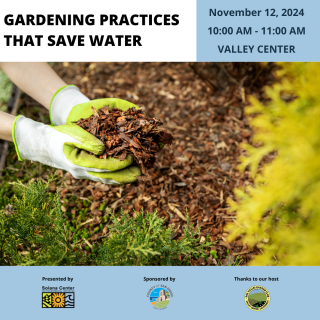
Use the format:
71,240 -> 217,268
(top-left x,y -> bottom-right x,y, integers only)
75,105 -> 173,182
51,62 -> 277,266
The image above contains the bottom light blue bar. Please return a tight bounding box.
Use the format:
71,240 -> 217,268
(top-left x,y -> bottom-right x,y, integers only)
0,266 -> 316,319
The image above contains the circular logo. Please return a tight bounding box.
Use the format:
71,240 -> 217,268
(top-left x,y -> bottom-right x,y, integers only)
149,287 -> 171,309
244,285 -> 270,311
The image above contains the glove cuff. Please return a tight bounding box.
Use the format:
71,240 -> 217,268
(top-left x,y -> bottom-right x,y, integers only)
12,115 -> 23,161
13,115 -> 54,165
49,85 -> 90,126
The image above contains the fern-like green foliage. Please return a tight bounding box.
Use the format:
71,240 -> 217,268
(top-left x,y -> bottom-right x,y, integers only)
96,210 -> 212,266
227,62 -> 320,266
0,177 -> 86,266
0,177 -> 212,266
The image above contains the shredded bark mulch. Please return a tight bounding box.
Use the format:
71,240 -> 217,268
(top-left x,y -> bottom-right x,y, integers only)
75,106 -> 173,182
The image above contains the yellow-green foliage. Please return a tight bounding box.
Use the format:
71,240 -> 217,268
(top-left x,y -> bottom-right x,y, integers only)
227,63 -> 320,266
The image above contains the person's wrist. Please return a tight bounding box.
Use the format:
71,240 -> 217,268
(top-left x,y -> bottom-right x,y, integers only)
49,85 -> 90,126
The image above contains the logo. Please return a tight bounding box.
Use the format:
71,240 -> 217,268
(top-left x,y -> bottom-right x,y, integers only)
42,292 -> 75,308
147,285 -> 173,310
244,285 -> 270,311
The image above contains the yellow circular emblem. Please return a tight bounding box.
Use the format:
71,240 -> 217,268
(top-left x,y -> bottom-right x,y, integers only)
244,285 -> 270,311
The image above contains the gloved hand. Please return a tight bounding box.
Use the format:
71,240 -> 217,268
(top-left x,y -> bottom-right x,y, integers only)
49,85 -> 138,125
12,115 -> 140,185
49,85 -> 142,183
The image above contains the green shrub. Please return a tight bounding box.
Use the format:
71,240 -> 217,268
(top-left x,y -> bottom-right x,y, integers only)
96,210 -> 213,266
0,177 -> 87,266
227,62 -> 320,266
0,177 -> 212,266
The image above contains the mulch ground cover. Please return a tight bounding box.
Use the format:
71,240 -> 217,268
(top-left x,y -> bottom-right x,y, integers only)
21,62 -> 278,265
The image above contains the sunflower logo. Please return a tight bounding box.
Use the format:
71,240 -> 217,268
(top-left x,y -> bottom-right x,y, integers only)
52,293 -> 65,308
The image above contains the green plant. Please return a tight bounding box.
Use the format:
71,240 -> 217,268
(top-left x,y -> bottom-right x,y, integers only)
0,176 -> 87,266
96,209 -> 213,266
231,255 -> 243,266
210,250 -> 218,259
227,62 -> 320,265
0,176 -> 214,266
0,181 -> 14,209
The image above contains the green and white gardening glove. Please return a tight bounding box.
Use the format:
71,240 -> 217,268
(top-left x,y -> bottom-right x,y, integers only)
12,115 -> 141,185
49,85 -> 142,182
49,85 -> 138,126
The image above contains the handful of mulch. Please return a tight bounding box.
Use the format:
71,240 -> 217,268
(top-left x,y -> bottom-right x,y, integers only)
74,106 -> 173,181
